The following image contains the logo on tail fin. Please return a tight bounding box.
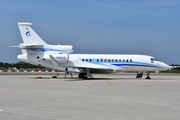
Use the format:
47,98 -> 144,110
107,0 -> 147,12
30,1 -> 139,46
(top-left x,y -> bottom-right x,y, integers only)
26,31 -> 30,37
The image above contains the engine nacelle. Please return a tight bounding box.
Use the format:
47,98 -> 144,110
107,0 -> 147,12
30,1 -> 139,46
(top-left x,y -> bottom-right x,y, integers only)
51,45 -> 73,54
44,54 -> 69,63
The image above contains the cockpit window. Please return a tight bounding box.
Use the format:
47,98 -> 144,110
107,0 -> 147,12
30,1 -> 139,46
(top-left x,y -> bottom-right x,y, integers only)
151,58 -> 155,61
150,58 -> 157,62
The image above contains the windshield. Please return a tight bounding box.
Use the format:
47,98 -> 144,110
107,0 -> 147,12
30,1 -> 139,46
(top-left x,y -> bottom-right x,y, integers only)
150,58 -> 157,62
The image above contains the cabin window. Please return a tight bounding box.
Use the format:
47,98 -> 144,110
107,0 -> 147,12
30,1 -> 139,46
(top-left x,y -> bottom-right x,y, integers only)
82,59 -> 84,62
108,59 -> 111,62
104,59 -> 107,62
86,59 -> 88,62
101,59 -> 103,62
130,59 -> 132,62
112,59 -> 114,62
90,59 -> 92,62
123,59 -> 125,62
115,59 -> 118,62
97,59 -> 99,62
126,59 -> 129,62
119,59 -> 121,62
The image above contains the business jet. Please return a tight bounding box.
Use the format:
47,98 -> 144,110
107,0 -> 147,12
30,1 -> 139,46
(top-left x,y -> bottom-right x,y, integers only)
15,22 -> 171,79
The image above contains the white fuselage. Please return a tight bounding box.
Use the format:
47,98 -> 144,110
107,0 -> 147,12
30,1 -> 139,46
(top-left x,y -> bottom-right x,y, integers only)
18,52 -> 170,73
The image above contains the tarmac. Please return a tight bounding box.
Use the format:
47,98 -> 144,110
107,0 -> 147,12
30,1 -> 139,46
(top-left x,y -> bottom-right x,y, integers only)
0,72 -> 180,120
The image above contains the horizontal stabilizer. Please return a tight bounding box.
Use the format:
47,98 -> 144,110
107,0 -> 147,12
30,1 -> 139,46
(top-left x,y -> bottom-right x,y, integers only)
19,43 -> 43,48
18,22 -> 32,26
9,43 -> 43,49
8,45 -> 20,48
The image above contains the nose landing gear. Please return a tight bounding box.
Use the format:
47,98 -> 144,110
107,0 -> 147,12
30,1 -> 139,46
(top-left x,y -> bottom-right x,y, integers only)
145,72 -> 151,79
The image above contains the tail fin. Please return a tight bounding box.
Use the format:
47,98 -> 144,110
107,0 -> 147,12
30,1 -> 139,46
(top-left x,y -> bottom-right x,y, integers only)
17,22 -> 47,45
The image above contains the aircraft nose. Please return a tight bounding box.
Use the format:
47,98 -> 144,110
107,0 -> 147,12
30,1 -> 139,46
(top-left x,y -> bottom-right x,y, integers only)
161,62 -> 171,70
168,65 -> 173,69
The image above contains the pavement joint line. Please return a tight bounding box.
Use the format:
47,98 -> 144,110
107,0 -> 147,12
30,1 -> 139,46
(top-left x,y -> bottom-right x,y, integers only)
106,80 -> 116,87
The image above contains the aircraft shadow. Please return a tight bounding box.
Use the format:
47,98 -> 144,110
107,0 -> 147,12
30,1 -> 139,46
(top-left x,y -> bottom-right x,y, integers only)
64,77 -> 143,81
31,76 -> 149,81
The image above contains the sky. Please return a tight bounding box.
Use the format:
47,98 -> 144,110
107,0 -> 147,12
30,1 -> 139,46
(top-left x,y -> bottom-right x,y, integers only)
0,0 -> 180,64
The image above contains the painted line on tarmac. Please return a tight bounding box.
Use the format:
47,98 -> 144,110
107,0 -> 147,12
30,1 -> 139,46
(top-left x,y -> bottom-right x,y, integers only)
30,78 -> 58,80
129,85 -> 154,88
106,80 -> 116,87
0,109 -> 3,112
101,75 -> 116,87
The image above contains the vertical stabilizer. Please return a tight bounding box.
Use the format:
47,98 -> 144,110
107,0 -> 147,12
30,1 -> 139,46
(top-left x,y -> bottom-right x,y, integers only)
17,22 -> 47,45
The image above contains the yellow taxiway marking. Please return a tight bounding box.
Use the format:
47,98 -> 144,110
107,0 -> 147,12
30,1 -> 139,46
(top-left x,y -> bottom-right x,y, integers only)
101,75 -> 116,87
106,80 -> 116,87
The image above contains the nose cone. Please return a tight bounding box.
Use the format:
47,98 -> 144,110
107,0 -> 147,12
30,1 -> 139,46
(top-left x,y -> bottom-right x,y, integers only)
160,62 -> 172,70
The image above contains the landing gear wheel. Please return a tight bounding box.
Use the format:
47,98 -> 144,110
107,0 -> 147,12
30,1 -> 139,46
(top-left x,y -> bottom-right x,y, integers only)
145,76 -> 151,79
145,72 -> 151,79
78,73 -> 87,79
52,75 -> 57,78
78,73 -> 83,78
136,72 -> 143,78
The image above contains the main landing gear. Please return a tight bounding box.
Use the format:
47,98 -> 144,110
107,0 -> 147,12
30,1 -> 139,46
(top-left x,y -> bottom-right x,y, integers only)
136,72 -> 151,79
78,73 -> 87,79
78,69 -> 93,79
136,72 -> 143,78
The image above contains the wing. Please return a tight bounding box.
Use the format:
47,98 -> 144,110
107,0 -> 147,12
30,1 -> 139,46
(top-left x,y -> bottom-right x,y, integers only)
49,55 -> 128,73
73,64 -> 128,73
